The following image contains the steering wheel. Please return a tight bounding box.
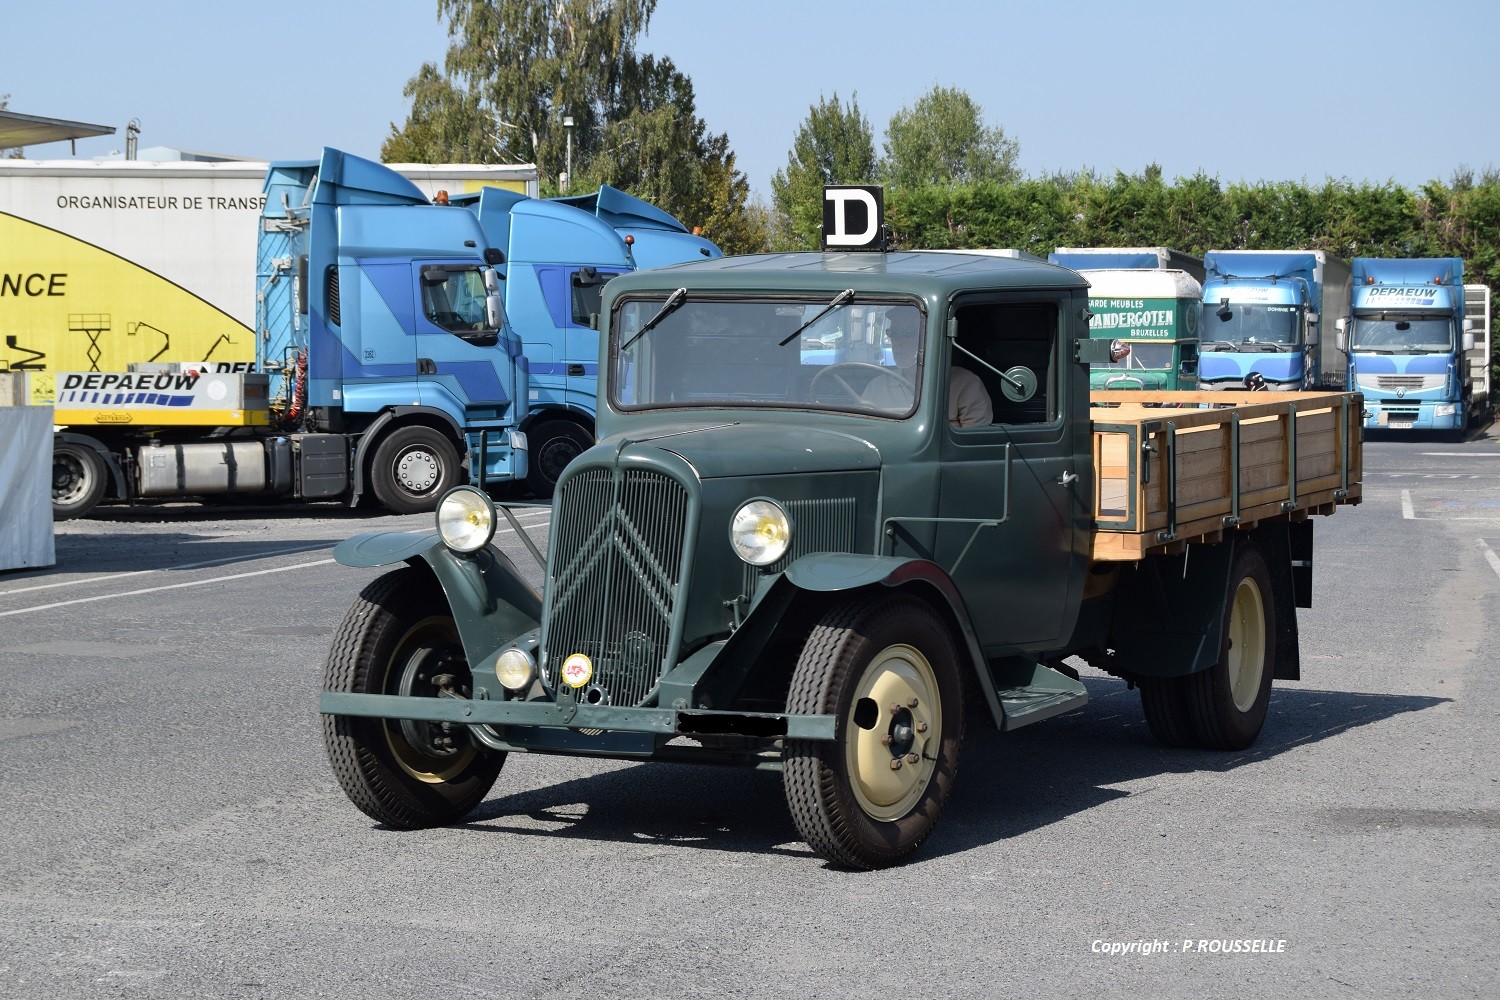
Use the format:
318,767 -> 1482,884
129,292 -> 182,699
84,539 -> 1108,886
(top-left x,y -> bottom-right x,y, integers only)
810,362 -> 914,405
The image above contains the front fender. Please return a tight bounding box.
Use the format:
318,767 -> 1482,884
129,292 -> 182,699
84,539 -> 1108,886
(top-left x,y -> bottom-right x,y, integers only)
679,552 -> 1008,729
334,530 -> 542,669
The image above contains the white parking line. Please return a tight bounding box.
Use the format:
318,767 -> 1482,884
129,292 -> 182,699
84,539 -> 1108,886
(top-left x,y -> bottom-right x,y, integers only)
1481,539 -> 1500,581
1420,453 -> 1499,457
0,558 -> 337,618
0,542 -> 335,598
1401,490 -> 1415,520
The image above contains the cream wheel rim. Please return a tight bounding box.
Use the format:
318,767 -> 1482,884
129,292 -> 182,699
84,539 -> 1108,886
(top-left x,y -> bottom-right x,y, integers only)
844,643 -> 941,822
1226,577 -> 1267,713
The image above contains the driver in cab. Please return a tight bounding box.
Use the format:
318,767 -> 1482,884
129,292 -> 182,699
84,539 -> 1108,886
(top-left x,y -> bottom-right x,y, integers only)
862,309 -> 993,427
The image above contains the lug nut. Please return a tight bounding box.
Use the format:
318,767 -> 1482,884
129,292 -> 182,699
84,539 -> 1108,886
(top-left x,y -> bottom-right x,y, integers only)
890,703 -> 902,714
906,753 -> 919,764
880,734 -> 893,746
890,759 -> 903,770
908,697 -> 919,708
916,722 -> 928,733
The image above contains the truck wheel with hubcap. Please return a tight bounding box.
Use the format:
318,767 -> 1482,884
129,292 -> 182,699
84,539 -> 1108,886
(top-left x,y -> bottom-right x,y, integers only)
784,594 -> 964,869
52,441 -> 107,520
523,419 -> 592,498
1183,541 -> 1276,750
369,426 -> 460,515
323,567 -> 503,827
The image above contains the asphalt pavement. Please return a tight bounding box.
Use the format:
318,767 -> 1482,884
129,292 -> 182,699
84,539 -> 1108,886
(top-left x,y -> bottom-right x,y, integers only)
0,426 -> 1496,999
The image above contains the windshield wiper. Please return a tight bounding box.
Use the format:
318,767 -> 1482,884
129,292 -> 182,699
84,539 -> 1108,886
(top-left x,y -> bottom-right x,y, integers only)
779,288 -> 855,346
1242,341 -> 1292,353
1201,341 -> 1240,353
621,287 -> 687,350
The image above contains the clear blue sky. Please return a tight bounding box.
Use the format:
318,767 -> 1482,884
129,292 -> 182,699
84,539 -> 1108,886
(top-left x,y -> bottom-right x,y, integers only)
5,0 -> 1498,202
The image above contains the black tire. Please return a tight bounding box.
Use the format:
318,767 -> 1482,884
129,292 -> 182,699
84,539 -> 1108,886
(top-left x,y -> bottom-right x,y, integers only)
783,594 -> 964,869
368,426 -> 461,515
1183,541 -> 1276,750
322,567 -> 503,827
52,441 -> 107,520
523,419 -> 592,498
1138,675 -> 1196,748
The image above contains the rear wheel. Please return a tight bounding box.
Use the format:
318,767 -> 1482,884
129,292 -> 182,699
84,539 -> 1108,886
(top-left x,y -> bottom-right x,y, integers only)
784,594 -> 964,869
1183,542 -> 1276,750
369,426 -> 461,515
52,441 -> 107,520
1138,675 -> 1196,748
322,568 -> 503,827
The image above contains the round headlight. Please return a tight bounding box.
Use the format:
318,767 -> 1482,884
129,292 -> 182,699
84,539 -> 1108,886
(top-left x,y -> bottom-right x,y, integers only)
436,486 -> 496,553
730,499 -> 792,567
494,647 -> 536,692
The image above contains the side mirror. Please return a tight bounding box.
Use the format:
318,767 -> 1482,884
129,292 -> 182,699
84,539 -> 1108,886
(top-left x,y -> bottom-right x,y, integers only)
1336,330 -> 1348,352
486,291 -> 506,332
1334,317 -> 1348,333
1307,311 -> 1320,326
1463,331 -> 1476,352
484,247 -> 506,266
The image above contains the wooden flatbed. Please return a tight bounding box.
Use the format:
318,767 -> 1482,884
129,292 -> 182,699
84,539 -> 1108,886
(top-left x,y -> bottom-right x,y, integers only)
1090,390 -> 1363,562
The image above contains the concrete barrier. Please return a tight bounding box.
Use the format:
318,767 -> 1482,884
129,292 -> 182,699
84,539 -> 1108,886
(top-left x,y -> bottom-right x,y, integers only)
1,373 -> 55,570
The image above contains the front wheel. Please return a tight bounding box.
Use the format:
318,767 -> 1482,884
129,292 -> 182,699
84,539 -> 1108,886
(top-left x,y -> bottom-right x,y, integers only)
523,419 -> 592,498
783,594 -> 964,869
368,426 -> 461,515
322,567 -> 503,827
52,441 -> 107,520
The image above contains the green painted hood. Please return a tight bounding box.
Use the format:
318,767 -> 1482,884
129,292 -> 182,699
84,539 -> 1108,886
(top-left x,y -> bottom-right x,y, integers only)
613,421 -> 883,479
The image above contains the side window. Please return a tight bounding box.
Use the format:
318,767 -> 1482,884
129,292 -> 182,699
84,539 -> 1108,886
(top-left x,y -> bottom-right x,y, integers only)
951,301 -> 1057,426
422,267 -> 489,332
570,267 -> 626,327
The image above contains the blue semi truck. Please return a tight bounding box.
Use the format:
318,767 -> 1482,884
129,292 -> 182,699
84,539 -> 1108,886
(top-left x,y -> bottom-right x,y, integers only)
1198,250 -> 1352,391
455,184 -> 720,494
1340,257 -> 1482,435
49,149 -> 718,518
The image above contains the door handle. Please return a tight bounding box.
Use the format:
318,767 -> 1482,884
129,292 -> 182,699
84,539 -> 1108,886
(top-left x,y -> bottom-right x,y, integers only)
1057,471 -> 1079,487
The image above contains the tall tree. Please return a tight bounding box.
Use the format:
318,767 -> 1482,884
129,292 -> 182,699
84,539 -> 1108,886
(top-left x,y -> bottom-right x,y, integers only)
881,85 -> 1019,190
770,92 -> 877,250
384,2 -> 759,250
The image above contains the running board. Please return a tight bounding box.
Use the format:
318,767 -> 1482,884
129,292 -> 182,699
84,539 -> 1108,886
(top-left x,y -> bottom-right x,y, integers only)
988,658 -> 1089,732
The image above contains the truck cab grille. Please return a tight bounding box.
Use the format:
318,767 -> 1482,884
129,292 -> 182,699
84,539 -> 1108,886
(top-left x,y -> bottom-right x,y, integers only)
541,468 -> 691,706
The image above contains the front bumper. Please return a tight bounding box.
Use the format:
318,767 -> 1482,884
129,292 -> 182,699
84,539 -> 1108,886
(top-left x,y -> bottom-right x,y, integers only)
1361,401 -> 1462,430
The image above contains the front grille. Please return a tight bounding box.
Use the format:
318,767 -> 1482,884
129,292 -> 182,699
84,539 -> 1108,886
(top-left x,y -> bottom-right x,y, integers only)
541,468 -> 690,706
1357,374 -> 1445,392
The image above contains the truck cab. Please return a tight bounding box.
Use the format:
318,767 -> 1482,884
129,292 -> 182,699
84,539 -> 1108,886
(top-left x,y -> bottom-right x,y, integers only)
1343,257 -> 1475,435
1198,250 -> 1351,391
259,149 -> 528,511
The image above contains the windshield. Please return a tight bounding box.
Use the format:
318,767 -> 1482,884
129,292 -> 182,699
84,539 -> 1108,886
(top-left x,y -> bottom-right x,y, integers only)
613,296 -> 922,416
1199,303 -> 1299,349
1092,342 -> 1177,370
1350,314 -> 1455,353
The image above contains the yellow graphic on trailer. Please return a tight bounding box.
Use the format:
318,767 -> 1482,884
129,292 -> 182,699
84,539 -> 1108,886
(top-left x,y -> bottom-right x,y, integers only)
0,212 -> 254,379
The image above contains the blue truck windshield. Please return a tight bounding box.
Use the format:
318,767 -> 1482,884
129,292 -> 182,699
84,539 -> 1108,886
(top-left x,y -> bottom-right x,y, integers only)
1200,303 -> 1299,349
1351,315 -> 1454,353
613,297 -> 923,416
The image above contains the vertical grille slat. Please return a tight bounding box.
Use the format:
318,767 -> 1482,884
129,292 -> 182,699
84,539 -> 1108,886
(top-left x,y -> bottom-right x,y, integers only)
542,468 -> 690,706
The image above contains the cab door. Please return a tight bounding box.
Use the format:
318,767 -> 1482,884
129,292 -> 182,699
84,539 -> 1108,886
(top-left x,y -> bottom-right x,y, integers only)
933,296 -> 1090,654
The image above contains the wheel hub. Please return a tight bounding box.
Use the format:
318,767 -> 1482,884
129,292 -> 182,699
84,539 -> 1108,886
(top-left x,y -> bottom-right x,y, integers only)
396,449 -> 440,492
845,644 -> 940,821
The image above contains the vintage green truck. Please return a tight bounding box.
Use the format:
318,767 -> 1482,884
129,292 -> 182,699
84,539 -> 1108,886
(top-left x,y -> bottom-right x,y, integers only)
318,248 -> 1362,869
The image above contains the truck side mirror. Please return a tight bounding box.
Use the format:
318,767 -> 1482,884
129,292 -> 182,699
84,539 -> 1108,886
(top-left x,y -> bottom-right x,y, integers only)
1336,330 -> 1347,352
1463,331 -> 1476,352
486,291 -> 506,333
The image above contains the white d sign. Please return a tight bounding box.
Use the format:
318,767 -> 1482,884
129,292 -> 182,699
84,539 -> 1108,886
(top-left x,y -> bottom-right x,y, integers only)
822,185 -> 885,251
